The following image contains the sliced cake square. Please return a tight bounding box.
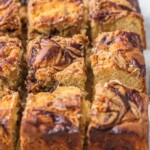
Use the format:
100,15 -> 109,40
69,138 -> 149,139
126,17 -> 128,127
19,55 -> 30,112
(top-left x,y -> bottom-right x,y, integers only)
0,87 -> 21,150
26,34 -> 88,93
28,0 -> 87,39
21,86 -> 87,150
90,31 -> 146,92
89,0 -> 146,47
88,81 -> 148,150
0,0 -> 21,37
0,36 -> 23,90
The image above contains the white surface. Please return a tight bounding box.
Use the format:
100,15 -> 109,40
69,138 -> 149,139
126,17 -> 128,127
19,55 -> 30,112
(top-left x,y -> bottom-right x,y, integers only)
139,0 -> 150,148
144,51 -> 150,149
139,0 -> 150,49
138,0 -> 150,93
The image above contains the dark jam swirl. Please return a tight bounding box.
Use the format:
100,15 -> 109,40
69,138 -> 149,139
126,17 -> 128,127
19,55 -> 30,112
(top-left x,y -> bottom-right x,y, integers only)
92,82 -> 144,130
97,31 -> 145,77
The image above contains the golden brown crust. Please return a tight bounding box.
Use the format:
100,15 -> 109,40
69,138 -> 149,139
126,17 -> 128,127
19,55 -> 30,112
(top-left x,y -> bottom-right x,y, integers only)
28,0 -> 87,39
89,0 -> 146,48
26,34 -> 88,93
0,87 -> 20,150
55,58 -> 87,91
0,36 -> 23,90
90,31 -> 146,92
88,81 -> 148,150
0,0 -> 21,37
92,31 -> 145,76
21,86 -> 85,150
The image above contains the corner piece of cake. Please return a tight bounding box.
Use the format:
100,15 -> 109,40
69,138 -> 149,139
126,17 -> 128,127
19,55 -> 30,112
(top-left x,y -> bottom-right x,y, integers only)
26,34 -> 88,93
20,86 -> 87,150
0,87 -> 21,150
88,81 -> 148,150
0,0 -> 21,37
90,30 -> 146,92
89,0 -> 146,47
28,0 -> 87,39
0,36 -> 23,90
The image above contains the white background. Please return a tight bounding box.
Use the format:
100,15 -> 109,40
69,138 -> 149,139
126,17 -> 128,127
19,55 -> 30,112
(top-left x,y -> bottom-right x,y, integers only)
139,0 -> 150,49
139,0 -> 150,148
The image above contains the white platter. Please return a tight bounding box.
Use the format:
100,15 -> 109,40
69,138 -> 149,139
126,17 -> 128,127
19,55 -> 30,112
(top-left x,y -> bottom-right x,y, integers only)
136,1 -> 149,149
